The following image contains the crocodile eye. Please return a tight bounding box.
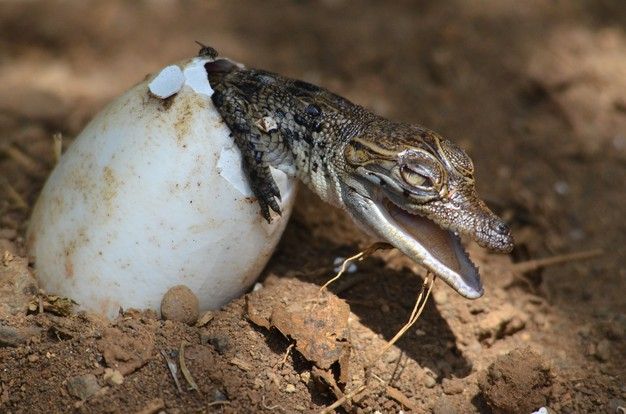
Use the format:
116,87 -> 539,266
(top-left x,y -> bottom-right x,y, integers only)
401,166 -> 433,189
397,149 -> 444,192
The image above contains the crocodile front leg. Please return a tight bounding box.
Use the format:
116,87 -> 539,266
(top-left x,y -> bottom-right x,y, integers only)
210,86 -> 282,223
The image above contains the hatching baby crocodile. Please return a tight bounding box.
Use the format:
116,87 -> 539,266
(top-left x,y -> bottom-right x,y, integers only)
201,46 -> 513,299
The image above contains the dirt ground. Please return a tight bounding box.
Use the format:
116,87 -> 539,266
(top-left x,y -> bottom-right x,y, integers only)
0,1 -> 624,413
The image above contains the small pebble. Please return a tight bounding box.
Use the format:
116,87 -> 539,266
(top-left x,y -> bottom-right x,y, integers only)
206,335 -> 230,354
333,257 -> 357,273
423,375 -> 437,388
160,285 -> 199,325
212,389 -> 228,402
300,371 -> 310,383
285,384 -> 296,393
103,368 -> 124,386
553,181 -> 569,195
67,374 -> 101,400
594,339 -> 611,362
433,289 -> 448,305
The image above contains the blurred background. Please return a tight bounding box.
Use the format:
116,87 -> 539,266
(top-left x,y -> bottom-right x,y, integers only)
0,1 -> 624,412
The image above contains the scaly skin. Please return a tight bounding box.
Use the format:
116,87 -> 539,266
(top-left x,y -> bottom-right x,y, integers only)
202,48 -> 514,298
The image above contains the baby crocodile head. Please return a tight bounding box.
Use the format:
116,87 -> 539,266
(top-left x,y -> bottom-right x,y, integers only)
338,124 -> 513,298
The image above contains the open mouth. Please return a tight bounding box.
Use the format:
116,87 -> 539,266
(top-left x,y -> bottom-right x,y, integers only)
381,198 -> 483,298
341,186 -> 484,298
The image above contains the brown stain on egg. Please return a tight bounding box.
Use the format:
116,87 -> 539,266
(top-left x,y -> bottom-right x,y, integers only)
102,166 -> 118,202
63,240 -> 77,279
64,256 -> 74,279
69,165 -> 91,194
62,227 -> 90,280
173,96 -> 196,146
160,94 -> 176,110
146,86 -> 177,111
173,92 -> 212,147
101,166 -> 122,218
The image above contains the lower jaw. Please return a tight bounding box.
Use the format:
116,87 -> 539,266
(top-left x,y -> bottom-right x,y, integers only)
381,197 -> 483,296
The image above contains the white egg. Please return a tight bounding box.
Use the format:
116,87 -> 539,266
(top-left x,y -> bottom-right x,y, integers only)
27,57 -> 297,318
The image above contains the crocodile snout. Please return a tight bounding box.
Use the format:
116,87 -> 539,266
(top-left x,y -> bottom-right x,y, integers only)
484,216 -> 514,253
494,221 -> 510,236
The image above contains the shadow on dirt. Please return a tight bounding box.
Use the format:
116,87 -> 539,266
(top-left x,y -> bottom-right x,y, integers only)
265,202 -> 473,382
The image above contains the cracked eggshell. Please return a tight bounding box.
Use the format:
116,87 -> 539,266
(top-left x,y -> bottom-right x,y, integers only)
26,57 -> 297,319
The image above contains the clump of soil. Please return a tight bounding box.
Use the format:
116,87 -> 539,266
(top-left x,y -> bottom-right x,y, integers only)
479,347 -> 553,413
247,276 -> 351,371
161,285 -> 200,326
0,253 -> 38,316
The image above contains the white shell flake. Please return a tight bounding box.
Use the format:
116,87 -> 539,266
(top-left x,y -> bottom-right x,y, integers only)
182,58 -> 214,97
255,116 -> 278,133
148,65 -> 185,98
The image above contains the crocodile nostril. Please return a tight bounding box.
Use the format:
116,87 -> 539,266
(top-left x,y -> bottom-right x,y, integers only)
495,222 -> 510,235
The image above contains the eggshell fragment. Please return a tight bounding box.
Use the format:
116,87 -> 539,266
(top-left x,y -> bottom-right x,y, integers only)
27,57 -> 297,318
148,65 -> 185,98
182,59 -> 214,96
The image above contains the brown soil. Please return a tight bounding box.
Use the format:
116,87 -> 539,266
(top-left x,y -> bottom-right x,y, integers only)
0,1 -> 624,413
